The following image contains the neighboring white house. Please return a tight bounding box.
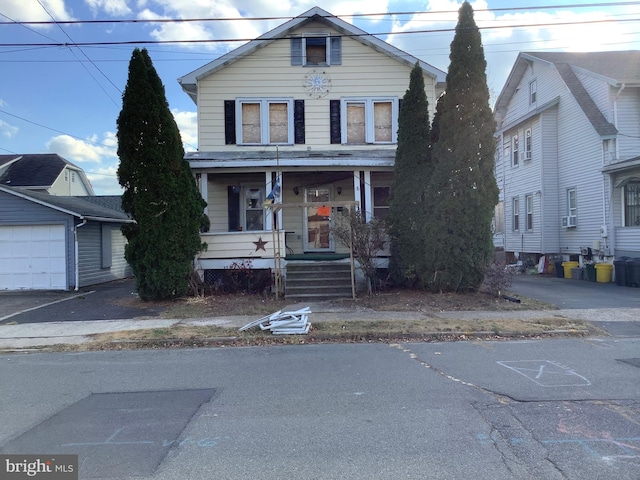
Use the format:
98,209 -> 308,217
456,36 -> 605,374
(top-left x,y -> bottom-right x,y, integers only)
0,154 -> 94,196
178,6 -> 446,297
493,51 -> 640,268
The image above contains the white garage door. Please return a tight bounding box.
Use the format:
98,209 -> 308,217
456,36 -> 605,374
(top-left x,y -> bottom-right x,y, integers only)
0,225 -> 67,290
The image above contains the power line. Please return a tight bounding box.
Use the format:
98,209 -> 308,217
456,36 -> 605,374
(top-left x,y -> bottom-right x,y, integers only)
2,2 -> 639,25
1,16 -> 639,48
33,0 -> 121,105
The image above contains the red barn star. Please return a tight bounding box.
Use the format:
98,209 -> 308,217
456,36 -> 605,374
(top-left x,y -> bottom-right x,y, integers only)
253,236 -> 269,251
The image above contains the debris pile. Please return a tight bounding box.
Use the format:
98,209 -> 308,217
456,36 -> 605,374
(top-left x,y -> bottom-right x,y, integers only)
239,307 -> 311,335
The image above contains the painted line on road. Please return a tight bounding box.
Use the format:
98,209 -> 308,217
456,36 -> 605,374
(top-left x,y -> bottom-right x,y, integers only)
0,290 -> 95,323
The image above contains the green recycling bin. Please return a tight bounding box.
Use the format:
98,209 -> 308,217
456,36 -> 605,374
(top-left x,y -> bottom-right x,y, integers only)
585,263 -> 596,282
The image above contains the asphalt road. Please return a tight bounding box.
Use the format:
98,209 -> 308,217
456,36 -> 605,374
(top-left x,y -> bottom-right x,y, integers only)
0,338 -> 638,479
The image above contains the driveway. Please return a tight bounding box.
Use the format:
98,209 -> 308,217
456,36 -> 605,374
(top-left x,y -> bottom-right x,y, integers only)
507,274 -> 640,309
0,278 -> 167,324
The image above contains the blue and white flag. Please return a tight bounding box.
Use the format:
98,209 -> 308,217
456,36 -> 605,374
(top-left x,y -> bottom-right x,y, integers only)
264,177 -> 281,205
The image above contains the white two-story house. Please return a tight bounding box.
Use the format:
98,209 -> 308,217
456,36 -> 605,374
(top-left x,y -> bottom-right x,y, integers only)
178,6 -> 445,297
493,51 -> 640,271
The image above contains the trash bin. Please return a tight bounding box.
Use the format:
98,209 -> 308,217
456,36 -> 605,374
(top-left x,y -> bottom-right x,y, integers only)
571,267 -> 583,280
614,257 -> 629,286
595,263 -> 614,283
562,261 -> 578,279
627,257 -> 640,287
585,263 -> 596,282
554,260 -> 564,278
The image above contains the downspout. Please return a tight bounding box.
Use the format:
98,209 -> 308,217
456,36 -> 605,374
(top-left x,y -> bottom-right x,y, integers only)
74,218 -> 87,291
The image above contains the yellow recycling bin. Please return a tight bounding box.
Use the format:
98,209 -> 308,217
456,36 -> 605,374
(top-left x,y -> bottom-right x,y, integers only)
595,263 -> 613,283
562,261 -> 579,279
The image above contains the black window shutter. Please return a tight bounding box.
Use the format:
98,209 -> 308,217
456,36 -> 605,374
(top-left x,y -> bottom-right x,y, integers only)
330,37 -> 342,65
224,100 -> 236,145
227,186 -> 240,231
294,100 -> 305,144
398,99 -> 403,114
291,37 -> 303,65
330,100 -> 341,144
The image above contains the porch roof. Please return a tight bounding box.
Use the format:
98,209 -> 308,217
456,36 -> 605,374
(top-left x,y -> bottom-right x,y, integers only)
185,149 -> 396,170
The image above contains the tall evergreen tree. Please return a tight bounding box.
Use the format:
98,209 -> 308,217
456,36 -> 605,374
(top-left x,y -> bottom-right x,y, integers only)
423,1 -> 499,292
117,48 -> 206,301
387,62 -> 431,286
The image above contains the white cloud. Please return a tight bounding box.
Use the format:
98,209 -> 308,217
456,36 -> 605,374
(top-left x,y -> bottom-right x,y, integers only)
0,119 -> 19,139
2,0 -> 74,23
85,0 -> 132,16
46,132 -> 118,163
172,109 -> 197,150
86,164 -> 123,196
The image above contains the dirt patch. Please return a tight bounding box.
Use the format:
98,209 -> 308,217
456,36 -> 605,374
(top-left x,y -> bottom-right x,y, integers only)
153,287 -> 555,320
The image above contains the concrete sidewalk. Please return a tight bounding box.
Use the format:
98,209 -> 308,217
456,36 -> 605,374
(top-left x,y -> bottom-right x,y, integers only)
2,303 -> 639,351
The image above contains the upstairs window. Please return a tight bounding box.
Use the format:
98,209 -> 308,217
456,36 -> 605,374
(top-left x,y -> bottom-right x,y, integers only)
512,134 -> 519,166
236,98 -> 294,145
624,181 -> 640,226
524,128 -> 532,161
291,36 -> 342,66
529,80 -> 537,104
341,97 -> 397,144
567,188 -> 577,217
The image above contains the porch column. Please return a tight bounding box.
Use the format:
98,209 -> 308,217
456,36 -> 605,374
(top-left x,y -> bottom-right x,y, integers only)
353,171 -> 361,213
265,171 -> 273,231
363,170 -> 373,222
199,172 -> 208,216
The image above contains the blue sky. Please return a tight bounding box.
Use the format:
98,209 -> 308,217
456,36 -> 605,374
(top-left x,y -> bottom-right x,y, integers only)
1,0 -> 639,194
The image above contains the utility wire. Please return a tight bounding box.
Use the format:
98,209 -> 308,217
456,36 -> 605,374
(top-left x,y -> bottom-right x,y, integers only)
2,2 -> 639,25
34,0 -> 121,104
1,16 -> 639,48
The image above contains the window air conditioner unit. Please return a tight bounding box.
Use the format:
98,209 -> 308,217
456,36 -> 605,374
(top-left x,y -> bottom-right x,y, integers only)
561,215 -> 577,228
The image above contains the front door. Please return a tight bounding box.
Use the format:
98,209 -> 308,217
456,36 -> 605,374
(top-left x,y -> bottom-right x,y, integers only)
304,187 -> 334,252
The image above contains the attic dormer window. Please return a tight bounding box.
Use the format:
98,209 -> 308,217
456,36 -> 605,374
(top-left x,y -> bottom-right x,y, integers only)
291,35 -> 341,67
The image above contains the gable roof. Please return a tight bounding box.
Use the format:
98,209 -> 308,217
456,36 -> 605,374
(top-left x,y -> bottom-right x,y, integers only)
0,185 -> 132,223
494,51 -> 631,138
178,6 -> 446,103
0,153 -> 95,194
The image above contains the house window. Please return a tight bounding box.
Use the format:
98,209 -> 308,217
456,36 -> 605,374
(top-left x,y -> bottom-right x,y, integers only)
529,80 -> 537,104
291,36 -> 342,66
525,194 -> 533,230
567,188 -> 577,217
524,128 -> 532,161
244,187 -> 264,231
237,98 -> 293,145
341,98 -> 397,144
513,197 -> 520,231
624,181 -> 640,226
512,134 -> 519,166
71,172 -> 75,183
373,186 -> 390,220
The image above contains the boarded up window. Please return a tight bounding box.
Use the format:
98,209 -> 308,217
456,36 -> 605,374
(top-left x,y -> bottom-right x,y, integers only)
269,102 -> 288,143
346,102 -> 366,144
242,103 -> 261,143
373,102 -> 392,142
